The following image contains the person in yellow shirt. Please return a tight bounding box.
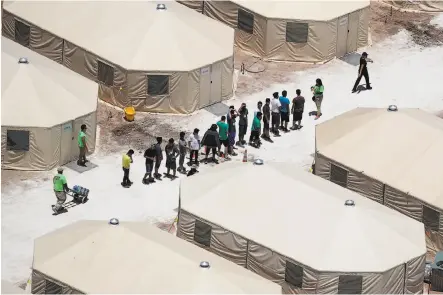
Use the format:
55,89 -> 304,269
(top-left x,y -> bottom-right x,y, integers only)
122,149 -> 134,188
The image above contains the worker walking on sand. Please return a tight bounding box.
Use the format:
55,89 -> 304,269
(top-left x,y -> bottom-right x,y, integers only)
122,149 -> 134,188
77,124 -> 88,167
352,52 -> 373,93
53,167 -> 68,213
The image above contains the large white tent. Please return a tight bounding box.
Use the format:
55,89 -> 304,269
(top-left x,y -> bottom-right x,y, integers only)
2,1 -> 235,114
1,37 -> 97,171
31,220 -> 281,294
177,161 -> 426,294
315,107 -> 443,254
178,0 -> 369,63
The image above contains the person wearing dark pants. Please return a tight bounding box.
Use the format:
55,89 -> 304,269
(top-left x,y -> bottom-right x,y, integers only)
352,52 -> 373,93
122,149 -> 134,188
77,124 -> 88,167
154,137 -> 163,178
201,124 -> 221,164
188,129 -> 200,166
270,92 -> 281,135
261,98 -> 272,142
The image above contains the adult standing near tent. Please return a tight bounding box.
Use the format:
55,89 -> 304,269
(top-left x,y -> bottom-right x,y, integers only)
237,103 -> 249,147
77,124 -> 88,167
227,109 -> 238,156
154,137 -> 163,179
271,92 -> 281,136
311,79 -> 324,120
279,90 -> 291,132
122,149 -> 134,188
352,52 -> 373,93
261,98 -> 273,142
52,167 -> 68,213
188,129 -> 201,166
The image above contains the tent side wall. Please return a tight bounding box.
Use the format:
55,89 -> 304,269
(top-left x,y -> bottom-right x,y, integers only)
315,152 -> 443,255
31,269 -> 83,294
178,209 -> 422,293
203,1 -> 267,58
176,0 -> 204,13
1,126 -> 53,171
265,18 -> 337,63
382,0 -> 443,12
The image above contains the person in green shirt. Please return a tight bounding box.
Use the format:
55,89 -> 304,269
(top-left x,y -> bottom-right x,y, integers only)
311,78 -> 324,120
216,116 -> 230,159
53,167 -> 68,213
122,149 -> 134,188
77,124 -> 89,167
249,112 -> 263,148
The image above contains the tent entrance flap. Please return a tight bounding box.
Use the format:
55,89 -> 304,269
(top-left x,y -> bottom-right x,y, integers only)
60,121 -> 74,165
336,15 -> 349,58
210,63 -> 222,105
347,11 -> 359,53
199,66 -> 211,108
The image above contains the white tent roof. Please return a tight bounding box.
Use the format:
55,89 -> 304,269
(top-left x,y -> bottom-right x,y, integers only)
4,1 -> 234,71
232,0 -> 369,21
33,220 -> 280,294
1,37 -> 97,128
316,107 -> 443,209
180,162 -> 426,272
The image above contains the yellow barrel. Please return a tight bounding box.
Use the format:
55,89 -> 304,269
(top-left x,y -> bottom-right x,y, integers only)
124,106 -> 135,121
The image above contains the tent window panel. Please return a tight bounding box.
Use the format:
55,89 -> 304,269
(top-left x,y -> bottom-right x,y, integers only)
147,75 -> 169,95
286,22 -> 309,43
285,261 -> 303,288
330,163 -> 348,188
193,219 -> 212,247
7,130 -> 30,151
237,9 -> 254,34
423,205 -> 440,231
14,19 -> 30,46
97,60 -> 114,86
338,275 -> 362,294
45,280 -> 63,294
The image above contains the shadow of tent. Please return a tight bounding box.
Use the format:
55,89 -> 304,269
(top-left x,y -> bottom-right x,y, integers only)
204,102 -> 229,117
340,52 -> 362,67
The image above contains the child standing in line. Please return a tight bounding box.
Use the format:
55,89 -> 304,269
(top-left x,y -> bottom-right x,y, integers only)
178,131 -> 187,174
188,128 -> 201,166
165,138 -> 179,178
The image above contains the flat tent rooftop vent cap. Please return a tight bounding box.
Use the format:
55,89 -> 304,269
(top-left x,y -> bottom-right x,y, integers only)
345,200 -> 355,206
157,4 -> 166,10
200,261 -> 210,268
254,159 -> 264,165
18,57 -> 29,64
109,218 -> 119,225
388,105 -> 398,112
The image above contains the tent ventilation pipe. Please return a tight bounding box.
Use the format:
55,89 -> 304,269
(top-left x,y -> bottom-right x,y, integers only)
200,261 -> 210,268
18,57 -> 29,64
109,218 -> 119,225
387,105 -> 398,112
156,3 -> 166,10
344,200 -> 355,206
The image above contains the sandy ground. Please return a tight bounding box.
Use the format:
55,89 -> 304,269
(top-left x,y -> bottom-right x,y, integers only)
2,4 -> 443,290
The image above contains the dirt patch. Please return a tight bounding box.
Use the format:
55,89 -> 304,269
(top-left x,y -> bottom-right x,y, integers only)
371,1 -> 443,46
96,102 -> 180,155
233,48 -> 317,98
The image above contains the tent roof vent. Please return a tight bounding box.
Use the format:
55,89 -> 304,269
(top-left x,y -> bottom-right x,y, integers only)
200,261 -> 210,268
18,57 -> 29,64
254,159 -> 264,165
156,3 -> 166,10
387,105 -> 398,112
109,218 -> 119,225
344,200 -> 355,206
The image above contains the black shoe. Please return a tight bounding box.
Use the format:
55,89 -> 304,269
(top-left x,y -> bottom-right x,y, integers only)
213,158 -> 219,164
366,86 -> 372,90
352,89 -> 357,93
